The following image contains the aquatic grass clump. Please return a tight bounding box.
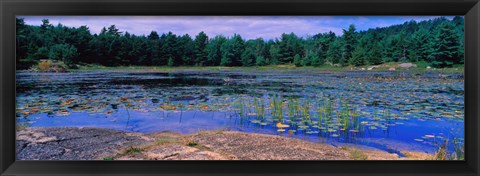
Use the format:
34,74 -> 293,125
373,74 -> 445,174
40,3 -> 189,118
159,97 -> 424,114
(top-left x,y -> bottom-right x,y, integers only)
126,147 -> 144,154
350,148 -> 368,160
252,97 -> 266,123
287,98 -> 297,125
433,138 -> 465,160
187,141 -> 198,147
102,157 -> 114,160
155,138 -> 175,145
270,95 -> 284,122
452,138 -> 465,160
434,140 -> 448,160
351,105 -> 361,132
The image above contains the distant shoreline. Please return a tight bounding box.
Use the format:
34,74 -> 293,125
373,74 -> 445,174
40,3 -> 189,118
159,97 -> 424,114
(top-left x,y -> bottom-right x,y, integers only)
16,63 -> 465,74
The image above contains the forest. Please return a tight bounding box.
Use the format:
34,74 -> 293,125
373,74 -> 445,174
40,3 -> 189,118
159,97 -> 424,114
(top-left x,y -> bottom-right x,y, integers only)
16,16 -> 464,70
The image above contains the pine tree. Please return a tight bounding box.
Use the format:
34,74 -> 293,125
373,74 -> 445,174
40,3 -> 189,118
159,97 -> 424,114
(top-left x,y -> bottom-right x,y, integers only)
158,32 -> 179,66
255,56 -> 268,66
178,34 -> 194,65
206,35 -> 227,66
309,52 -> 322,67
409,28 -> 433,62
221,34 -> 244,66
269,44 -> 281,65
278,33 -> 303,64
343,24 -> 356,66
241,41 -> 256,66
431,21 -> 462,67
147,31 -> 160,40
349,47 -> 366,66
293,54 -> 302,67
326,39 -> 342,65
193,31 -> 209,65
368,43 -> 383,65
14,17 -> 465,69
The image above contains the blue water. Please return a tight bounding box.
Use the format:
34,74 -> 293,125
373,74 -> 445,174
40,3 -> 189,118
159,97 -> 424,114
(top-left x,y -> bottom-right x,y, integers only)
16,70 -> 464,156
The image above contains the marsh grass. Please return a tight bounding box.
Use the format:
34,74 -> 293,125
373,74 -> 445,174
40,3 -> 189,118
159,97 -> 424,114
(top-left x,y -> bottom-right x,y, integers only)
155,138 -> 176,145
350,148 -> 369,160
102,157 -> 114,160
75,64 -> 464,74
16,123 -> 29,131
126,147 -> 144,154
434,140 -> 448,160
452,138 -> 465,160
434,138 -> 465,160
187,141 -> 198,147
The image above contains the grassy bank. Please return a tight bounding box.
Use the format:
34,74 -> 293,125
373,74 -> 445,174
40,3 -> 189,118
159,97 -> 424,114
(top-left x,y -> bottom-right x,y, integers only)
73,62 -> 464,73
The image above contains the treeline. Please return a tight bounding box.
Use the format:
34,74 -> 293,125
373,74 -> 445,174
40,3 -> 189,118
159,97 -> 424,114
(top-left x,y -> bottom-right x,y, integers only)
16,16 -> 464,69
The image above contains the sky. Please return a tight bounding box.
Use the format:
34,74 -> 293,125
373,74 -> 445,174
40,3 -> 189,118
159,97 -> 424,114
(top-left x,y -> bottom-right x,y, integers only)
18,16 -> 454,40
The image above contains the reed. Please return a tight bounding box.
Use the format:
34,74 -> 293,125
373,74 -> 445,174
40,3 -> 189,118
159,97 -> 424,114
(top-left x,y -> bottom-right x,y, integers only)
302,98 -> 312,124
317,100 -> 324,128
352,105 -> 360,131
288,98 -> 295,120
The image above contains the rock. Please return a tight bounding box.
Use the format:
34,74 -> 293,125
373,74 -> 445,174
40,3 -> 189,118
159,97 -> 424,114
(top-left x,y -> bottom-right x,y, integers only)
399,63 -> 417,68
388,68 -> 396,71
188,131 -> 351,160
367,66 -> 380,70
42,65 -> 68,73
361,68 -> 366,70
145,144 -> 199,160
16,127 -> 151,160
16,127 -> 433,160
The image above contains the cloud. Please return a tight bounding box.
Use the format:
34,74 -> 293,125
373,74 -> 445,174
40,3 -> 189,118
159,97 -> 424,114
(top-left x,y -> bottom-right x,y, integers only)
18,16 -> 453,40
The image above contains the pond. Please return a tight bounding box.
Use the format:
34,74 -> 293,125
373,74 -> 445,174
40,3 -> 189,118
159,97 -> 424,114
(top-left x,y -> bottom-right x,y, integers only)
16,69 -> 464,156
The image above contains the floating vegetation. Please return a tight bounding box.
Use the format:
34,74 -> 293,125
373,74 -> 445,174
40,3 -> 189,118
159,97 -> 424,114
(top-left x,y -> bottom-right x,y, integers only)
16,70 -> 464,155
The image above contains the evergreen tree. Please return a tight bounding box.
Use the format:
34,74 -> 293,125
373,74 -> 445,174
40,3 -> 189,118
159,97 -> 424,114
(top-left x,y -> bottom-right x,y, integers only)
255,56 -> 268,66
146,35 -> 160,66
269,44 -> 281,65
349,47 -> 366,66
278,33 -> 303,64
178,34 -> 195,65
241,40 -> 256,66
293,54 -> 302,67
409,28 -> 433,62
14,17 -> 465,69
326,39 -> 342,65
391,30 -> 409,62
193,31 -> 209,65
368,43 -> 383,65
147,31 -> 160,40
431,21 -> 462,67
48,44 -> 79,68
107,25 -> 122,37
158,32 -> 179,66
309,52 -> 323,66
452,16 -> 465,63
343,24 -> 357,66
206,35 -> 227,66
16,18 -> 31,69
221,34 -> 244,66
313,31 -> 336,62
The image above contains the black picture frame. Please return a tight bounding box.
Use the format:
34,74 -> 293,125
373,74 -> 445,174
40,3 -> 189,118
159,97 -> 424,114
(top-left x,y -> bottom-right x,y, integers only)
1,0 -> 479,176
